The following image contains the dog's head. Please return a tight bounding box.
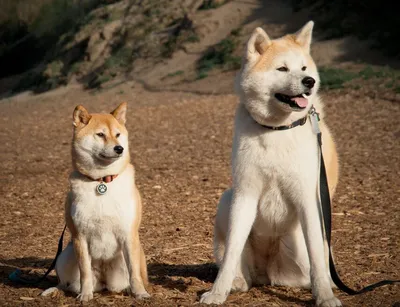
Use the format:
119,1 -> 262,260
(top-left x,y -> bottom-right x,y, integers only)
236,21 -> 319,125
72,102 -> 130,177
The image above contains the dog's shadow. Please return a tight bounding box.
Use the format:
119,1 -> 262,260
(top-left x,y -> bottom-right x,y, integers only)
148,263 -> 313,306
0,257 -> 58,290
148,262 -> 217,292
0,257 -> 218,292
1,258 -> 313,305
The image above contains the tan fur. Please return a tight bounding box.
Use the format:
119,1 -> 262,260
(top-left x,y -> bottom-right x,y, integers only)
43,103 -> 150,302
320,122 -> 339,196
251,36 -> 317,75
72,111 -> 130,178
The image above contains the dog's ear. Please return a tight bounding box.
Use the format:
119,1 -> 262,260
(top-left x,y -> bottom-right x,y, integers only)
246,27 -> 271,62
295,21 -> 314,53
111,102 -> 127,125
73,105 -> 91,127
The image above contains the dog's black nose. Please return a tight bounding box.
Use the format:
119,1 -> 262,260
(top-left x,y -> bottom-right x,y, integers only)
302,76 -> 315,89
114,145 -> 124,154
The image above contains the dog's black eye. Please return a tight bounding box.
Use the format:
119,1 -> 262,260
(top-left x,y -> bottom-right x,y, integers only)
116,133 -> 120,138
302,66 -> 307,71
277,66 -> 289,72
96,132 -> 105,137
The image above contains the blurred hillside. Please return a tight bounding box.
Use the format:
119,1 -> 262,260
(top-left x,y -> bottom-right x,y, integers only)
0,0 -> 399,97
292,0 -> 400,57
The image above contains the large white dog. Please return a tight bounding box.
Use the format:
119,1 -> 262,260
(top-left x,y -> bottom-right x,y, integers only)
200,21 -> 341,307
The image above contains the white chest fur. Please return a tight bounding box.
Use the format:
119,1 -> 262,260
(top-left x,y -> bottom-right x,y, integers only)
69,166 -> 136,261
233,104 -> 320,235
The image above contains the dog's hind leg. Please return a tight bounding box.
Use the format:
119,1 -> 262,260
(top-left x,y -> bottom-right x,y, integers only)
104,252 -> 130,293
266,222 -> 311,288
52,242 -> 81,294
42,242 -> 81,296
49,242 -> 102,296
214,189 -> 253,293
105,247 -> 148,294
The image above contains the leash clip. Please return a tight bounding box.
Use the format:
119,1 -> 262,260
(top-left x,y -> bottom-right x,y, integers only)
309,106 -> 320,134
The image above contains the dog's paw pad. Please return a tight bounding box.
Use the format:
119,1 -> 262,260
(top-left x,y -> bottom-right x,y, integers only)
316,296 -> 342,307
200,291 -> 227,305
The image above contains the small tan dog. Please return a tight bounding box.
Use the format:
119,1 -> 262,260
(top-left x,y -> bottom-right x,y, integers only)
42,102 -> 149,301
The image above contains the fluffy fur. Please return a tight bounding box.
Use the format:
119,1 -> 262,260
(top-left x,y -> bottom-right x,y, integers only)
200,21 -> 341,307
42,103 -> 149,302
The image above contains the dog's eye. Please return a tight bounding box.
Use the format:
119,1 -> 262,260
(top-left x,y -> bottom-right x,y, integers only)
302,66 -> 307,71
277,66 -> 289,72
116,133 -> 120,138
96,132 -> 105,137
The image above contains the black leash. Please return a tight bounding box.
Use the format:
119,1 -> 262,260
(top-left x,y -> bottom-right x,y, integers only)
257,106 -> 399,294
9,225 -> 67,284
314,113 -> 400,295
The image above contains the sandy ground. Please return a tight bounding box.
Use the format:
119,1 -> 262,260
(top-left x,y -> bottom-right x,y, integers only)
0,79 -> 399,307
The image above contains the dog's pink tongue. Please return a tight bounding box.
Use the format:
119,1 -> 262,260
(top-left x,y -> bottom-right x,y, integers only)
291,96 -> 308,107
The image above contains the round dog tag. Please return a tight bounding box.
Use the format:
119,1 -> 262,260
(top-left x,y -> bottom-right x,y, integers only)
96,183 -> 107,195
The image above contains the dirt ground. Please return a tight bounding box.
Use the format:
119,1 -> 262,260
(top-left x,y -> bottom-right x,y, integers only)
0,76 -> 399,307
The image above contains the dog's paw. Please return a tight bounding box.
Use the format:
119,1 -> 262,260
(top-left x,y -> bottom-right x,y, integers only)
200,291 -> 227,305
77,291 -> 93,302
135,291 -> 150,300
316,296 -> 342,307
126,287 -> 150,299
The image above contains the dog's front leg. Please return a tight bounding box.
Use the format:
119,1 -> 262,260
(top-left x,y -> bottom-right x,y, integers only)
299,194 -> 341,307
123,235 -> 150,299
73,236 -> 93,302
200,192 -> 258,305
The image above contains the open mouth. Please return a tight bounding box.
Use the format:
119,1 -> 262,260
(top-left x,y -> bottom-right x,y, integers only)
275,92 -> 311,110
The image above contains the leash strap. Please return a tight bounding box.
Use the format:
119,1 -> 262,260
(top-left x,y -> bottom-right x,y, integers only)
9,225 -> 67,284
316,125 -> 400,295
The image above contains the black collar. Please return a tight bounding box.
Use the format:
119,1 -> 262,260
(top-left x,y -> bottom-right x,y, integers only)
259,106 -> 314,130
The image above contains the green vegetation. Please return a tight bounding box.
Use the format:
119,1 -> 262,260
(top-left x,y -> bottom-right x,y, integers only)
161,17 -> 199,58
0,0 -> 103,81
358,66 -> 400,81
319,66 -> 400,91
167,70 -> 184,77
105,47 -> 132,70
196,37 -> 241,79
319,68 -> 357,90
